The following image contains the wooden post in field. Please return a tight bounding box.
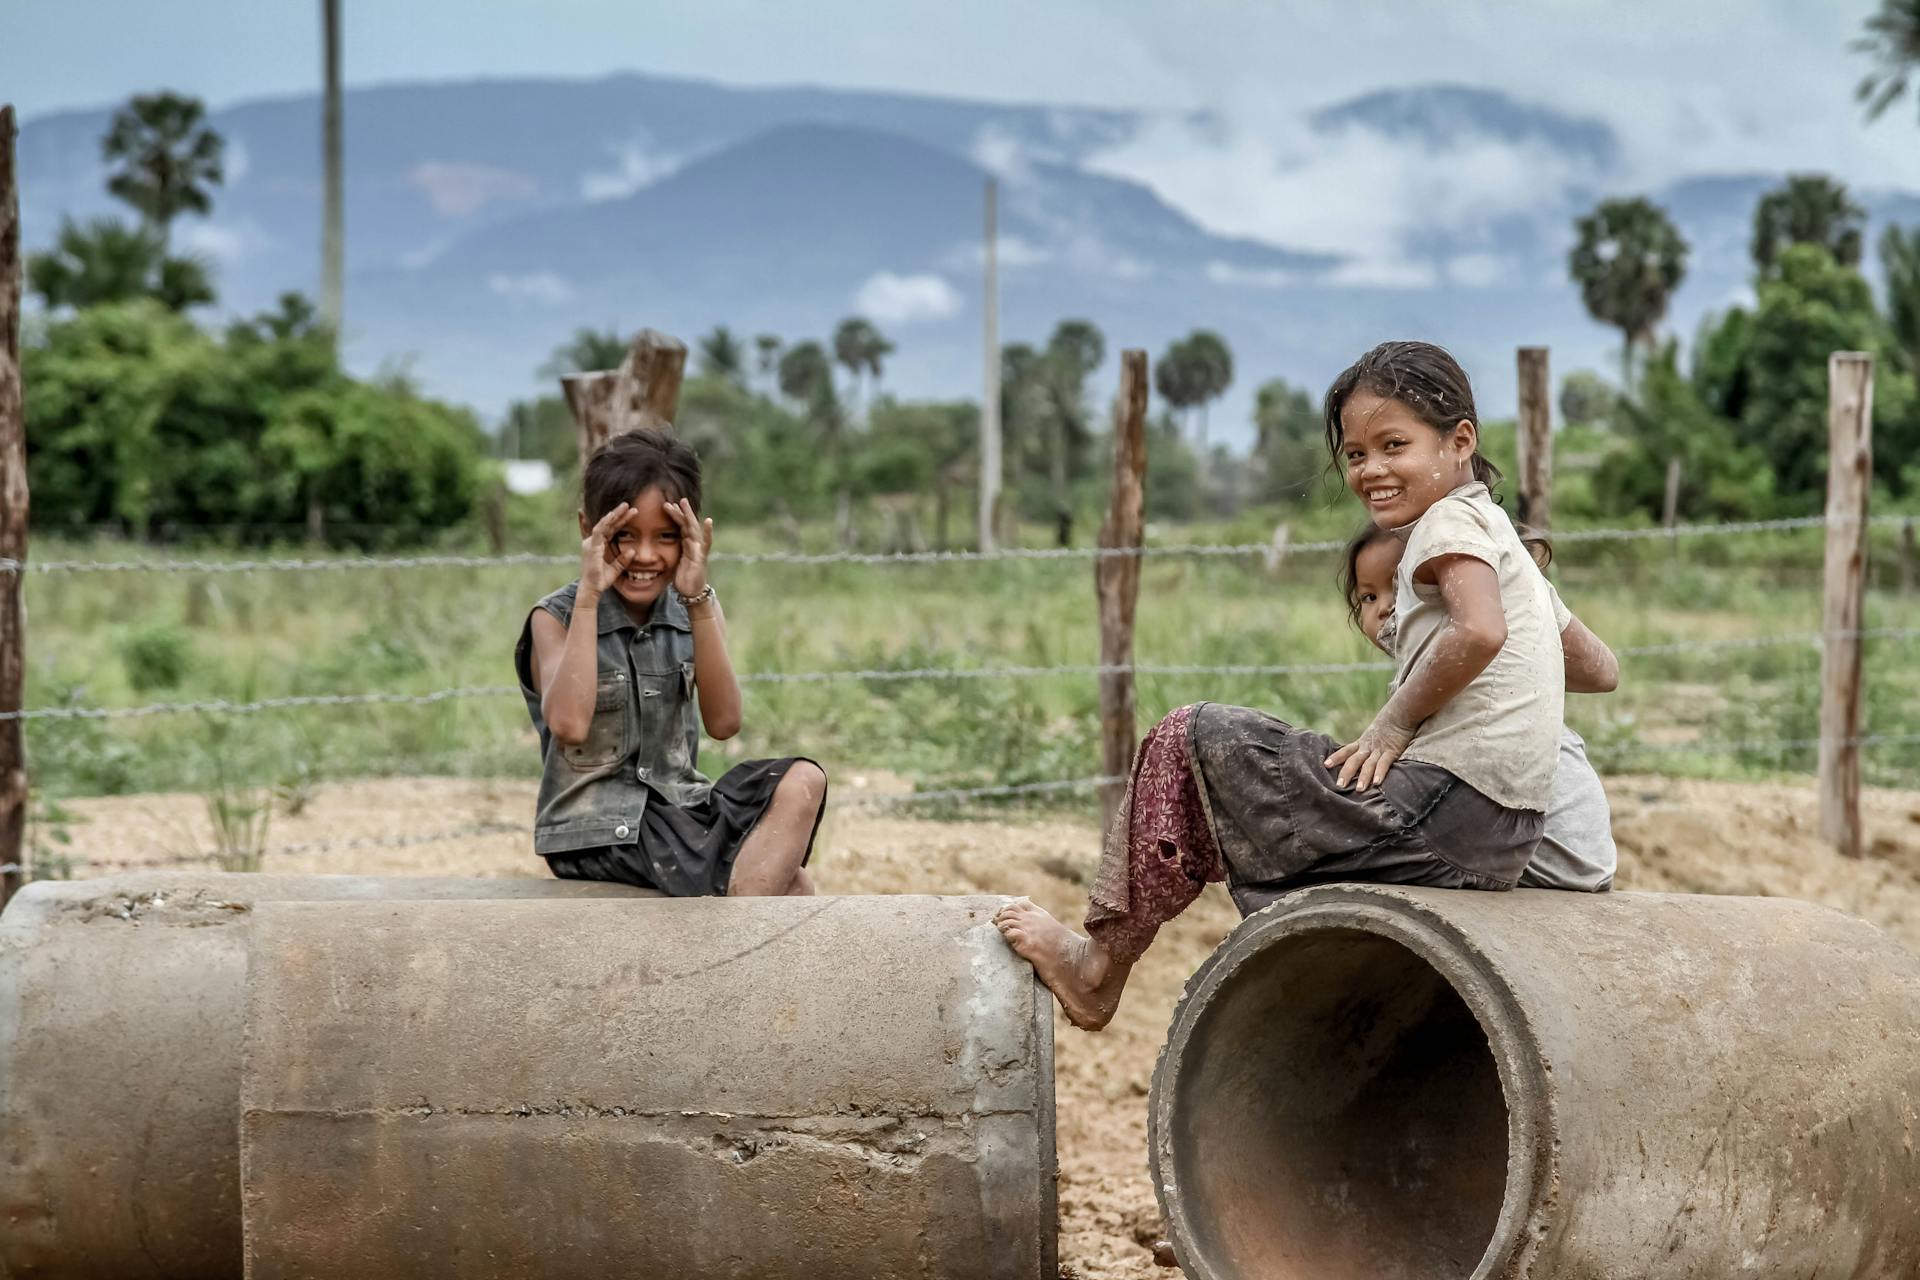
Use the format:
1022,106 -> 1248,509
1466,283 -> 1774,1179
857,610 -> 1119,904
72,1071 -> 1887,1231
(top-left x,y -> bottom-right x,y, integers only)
1819,352 -> 1873,859
563,330 -> 687,460
1662,456 -> 1683,551
1096,350 -> 1148,832
1,106 -> 28,907
1515,346 -> 1552,531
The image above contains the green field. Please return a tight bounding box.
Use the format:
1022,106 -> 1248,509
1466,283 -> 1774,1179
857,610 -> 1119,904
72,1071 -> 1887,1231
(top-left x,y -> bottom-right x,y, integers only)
21,491 -> 1920,854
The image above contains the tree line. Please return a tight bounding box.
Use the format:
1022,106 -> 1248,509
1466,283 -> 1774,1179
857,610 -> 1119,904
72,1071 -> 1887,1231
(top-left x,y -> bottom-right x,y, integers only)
1567,173 -> 1920,520
30,1 -> 1920,546
21,93 -> 487,543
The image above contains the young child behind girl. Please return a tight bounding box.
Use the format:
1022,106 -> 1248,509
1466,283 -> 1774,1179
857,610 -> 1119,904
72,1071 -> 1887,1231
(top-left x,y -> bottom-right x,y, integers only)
996,340 -> 1568,1030
1344,521 -> 1619,891
513,429 -> 826,896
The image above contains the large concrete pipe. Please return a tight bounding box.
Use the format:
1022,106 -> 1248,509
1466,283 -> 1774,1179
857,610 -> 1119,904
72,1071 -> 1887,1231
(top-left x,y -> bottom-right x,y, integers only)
240,896 -> 1056,1280
1148,885 -> 1920,1280
0,873 -> 651,1279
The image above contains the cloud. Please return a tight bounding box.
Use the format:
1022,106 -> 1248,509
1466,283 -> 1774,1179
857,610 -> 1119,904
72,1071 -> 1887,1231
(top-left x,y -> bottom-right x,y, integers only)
1204,261 -> 1298,288
581,140 -> 682,201
408,161 -> 539,218
943,234 -> 1056,271
1327,258 -> 1440,290
853,271 -> 963,324
1081,110 -> 1585,289
486,271 -> 575,305
1446,252 -> 1516,288
970,125 -> 1040,182
175,218 -> 271,265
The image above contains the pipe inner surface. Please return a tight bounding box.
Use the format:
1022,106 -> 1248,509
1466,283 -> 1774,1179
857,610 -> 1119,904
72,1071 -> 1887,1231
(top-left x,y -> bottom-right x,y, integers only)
1168,927 -> 1508,1280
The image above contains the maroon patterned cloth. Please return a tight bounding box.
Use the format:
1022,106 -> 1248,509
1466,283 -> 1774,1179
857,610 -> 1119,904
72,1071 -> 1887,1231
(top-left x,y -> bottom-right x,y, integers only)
1084,703 -> 1226,964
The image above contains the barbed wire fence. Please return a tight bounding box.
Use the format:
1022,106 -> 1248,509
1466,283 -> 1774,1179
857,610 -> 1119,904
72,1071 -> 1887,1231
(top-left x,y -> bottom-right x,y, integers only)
0,341 -> 1912,891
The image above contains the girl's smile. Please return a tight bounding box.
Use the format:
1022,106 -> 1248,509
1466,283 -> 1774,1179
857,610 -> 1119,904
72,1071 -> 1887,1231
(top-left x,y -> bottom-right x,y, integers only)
591,486 -> 683,613
1340,389 -> 1478,529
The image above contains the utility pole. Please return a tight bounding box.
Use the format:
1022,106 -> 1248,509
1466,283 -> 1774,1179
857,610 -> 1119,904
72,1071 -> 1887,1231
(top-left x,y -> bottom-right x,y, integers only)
320,0 -> 344,335
978,176 -> 1001,553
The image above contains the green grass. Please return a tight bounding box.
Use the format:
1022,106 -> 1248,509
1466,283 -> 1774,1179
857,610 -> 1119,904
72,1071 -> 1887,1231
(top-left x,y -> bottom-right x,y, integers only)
19,508 -> 1920,809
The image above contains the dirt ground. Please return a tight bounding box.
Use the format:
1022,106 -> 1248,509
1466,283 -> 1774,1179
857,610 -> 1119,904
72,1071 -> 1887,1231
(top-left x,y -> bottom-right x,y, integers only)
49,771 -> 1920,1279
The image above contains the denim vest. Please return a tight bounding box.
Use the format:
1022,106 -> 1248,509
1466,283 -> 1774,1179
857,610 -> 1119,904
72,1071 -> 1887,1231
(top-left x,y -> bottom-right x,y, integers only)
513,582 -> 712,855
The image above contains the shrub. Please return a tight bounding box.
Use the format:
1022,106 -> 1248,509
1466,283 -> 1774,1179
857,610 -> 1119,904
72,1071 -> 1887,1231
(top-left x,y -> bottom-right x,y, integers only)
118,622 -> 193,691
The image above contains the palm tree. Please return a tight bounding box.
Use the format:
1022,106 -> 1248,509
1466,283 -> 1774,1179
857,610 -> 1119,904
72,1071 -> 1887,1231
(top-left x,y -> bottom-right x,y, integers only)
779,340 -> 848,536
831,317 -> 894,421
320,0 -> 344,333
1881,224 -> 1920,370
26,217 -> 212,312
697,325 -> 746,385
1041,320 -> 1104,543
1568,196 -> 1689,388
1183,330 -> 1234,453
754,334 -> 782,393
1856,0 -> 1920,122
538,327 -> 628,379
860,322 -> 894,400
778,339 -> 835,410
1252,378 -> 1322,501
1751,175 -> 1865,276
1154,338 -> 1202,438
100,92 -> 225,251
999,342 -> 1044,469
154,255 -> 217,312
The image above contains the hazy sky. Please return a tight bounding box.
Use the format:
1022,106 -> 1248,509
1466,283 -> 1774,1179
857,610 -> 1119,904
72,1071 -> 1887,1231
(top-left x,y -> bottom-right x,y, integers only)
6,0 -> 1913,192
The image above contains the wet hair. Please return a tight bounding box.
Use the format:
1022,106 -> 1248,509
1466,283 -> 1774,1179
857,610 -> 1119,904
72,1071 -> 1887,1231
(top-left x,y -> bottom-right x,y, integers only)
581,428 -> 702,522
1340,518 -> 1554,631
1322,340 -> 1503,493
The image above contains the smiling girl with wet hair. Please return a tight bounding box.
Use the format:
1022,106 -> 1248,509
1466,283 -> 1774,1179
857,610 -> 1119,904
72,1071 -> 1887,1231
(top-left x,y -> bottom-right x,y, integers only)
996,341 -> 1573,1032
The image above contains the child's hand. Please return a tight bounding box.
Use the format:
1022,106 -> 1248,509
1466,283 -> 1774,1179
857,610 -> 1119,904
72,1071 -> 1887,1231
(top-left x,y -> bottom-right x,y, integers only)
578,502 -> 631,597
1324,718 -> 1415,792
669,498 -> 714,599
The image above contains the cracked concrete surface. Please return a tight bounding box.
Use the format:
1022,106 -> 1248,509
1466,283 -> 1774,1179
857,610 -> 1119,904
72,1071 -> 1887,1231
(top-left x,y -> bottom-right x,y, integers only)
240,895 -> 1054,1280
0,874 -> 655,1280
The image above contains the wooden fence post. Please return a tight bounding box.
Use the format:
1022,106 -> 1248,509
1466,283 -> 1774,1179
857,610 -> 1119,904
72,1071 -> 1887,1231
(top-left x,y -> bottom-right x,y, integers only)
562,329 -> 688,461
1819,352 -> 1873,859
1515,346 -> 1552,531
1662,455 -> 1684,559
1,106 -> 28,908
1096,351 -> 1148,833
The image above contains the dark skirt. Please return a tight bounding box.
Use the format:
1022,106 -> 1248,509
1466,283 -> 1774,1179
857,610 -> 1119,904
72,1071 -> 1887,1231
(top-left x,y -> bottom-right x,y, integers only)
1189,702 -> 1544,917
545,756 -> 824,897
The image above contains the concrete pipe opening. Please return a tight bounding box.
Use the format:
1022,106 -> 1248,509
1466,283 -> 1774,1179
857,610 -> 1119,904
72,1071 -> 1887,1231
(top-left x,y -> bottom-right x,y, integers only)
1157,926 -> 1513,1280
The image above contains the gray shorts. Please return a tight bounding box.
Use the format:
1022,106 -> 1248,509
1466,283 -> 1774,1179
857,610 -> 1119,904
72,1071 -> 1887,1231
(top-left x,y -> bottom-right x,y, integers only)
1188,702 -> 1545,917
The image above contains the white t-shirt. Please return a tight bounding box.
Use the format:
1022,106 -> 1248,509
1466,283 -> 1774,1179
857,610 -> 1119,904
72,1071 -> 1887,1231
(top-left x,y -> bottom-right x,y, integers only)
1525,725 -> 1617,891
1392,482 -> 1564,812
1524,585 -> 1617,890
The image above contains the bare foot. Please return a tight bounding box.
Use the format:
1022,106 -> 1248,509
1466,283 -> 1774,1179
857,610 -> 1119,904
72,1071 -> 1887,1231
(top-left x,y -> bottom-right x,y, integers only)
992,899 -> 1130,1031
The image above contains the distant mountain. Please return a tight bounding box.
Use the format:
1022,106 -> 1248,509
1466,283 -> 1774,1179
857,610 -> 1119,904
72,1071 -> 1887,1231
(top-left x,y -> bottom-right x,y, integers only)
17,72 -> 1920,444
15,71 -> 1152,287
1311,84 -> 1622,172
349,121 -> 1338,416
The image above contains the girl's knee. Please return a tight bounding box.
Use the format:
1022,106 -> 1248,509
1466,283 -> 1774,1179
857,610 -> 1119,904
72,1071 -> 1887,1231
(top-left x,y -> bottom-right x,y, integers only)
781,761 -> 827,809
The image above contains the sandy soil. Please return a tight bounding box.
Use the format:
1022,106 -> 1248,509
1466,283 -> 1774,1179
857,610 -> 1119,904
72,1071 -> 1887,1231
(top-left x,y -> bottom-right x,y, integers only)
46,771 -> 1920,1279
